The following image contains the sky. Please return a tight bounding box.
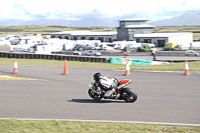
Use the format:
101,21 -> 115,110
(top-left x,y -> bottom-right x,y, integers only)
0,0 -> 200,26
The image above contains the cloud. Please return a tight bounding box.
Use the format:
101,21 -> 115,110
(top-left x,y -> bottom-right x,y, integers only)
0,0 -> 200,26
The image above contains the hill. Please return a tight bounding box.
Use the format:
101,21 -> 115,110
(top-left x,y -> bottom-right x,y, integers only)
0,25 -> 199,40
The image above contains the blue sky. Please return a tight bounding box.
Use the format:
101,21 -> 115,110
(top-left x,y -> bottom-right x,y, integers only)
0,0 -> 200,26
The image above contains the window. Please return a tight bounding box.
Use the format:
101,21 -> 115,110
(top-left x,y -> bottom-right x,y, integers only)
121,22 -> 124,27
108,38 -> 112,43
136,39 -> 140,43
144,39 -> 151,43
89,37 -> 94,40
73,37 -> 77,40
98,37 -> 104,42
157,40 -> 166,47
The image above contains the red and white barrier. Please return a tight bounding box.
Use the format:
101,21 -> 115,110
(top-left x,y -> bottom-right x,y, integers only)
12,59 -> 19,74
184,60 -> 190,75
125,61 -> 131,76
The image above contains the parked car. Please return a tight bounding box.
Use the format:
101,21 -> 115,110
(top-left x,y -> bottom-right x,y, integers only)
185,50 -> 199,56
5,35 -> 18,40
83,50 -> 102,56
10,38 -> 22,45
0,38 -> 11,45
83,45 -> 95,50
73,50 -> 82,55
73,44 -> 95,51
73,44 -> 84,51
13,47 -> 27,52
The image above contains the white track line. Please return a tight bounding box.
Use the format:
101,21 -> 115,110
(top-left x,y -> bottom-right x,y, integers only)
0,118 -> 200,127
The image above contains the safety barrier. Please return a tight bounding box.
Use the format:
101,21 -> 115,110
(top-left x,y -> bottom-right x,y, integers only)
0,52 -> 109,63
56,51 -> 190,57
110,57 -> 123,64
1,52 -> 198,64
155,60 -> 199,63
156,51 -> 185,56
132,59 -> 151,66
110,57 -> 152,66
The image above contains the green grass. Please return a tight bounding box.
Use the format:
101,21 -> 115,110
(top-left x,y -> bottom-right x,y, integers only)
153,26 -> 200,40
0,119 -> 199,133
154,26 -> 200,32
0,25 -> 200,40
0,25 -> 114,36
193,33 -> 200,40
1,58 -> 200,71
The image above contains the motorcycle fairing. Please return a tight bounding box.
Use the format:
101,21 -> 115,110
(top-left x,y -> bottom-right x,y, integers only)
117,80 -> 132,90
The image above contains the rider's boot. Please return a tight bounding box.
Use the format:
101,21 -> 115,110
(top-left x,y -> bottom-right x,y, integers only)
103,88 -> 115,99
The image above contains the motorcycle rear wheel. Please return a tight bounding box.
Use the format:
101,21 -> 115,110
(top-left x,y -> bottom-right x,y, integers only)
88,89 -> 102,100
121,87 -> 137,103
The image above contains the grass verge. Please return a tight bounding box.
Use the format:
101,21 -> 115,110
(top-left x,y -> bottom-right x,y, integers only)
0,119 -> 199,133
1,58 -> 200,71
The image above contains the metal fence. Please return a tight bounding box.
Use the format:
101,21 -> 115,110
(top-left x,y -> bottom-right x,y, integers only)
55,50 -> 197,57
156,52 -> 185,56
0,52 -> 109,63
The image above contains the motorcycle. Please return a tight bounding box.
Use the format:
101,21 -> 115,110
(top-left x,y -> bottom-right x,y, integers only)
88,78 -> 137,103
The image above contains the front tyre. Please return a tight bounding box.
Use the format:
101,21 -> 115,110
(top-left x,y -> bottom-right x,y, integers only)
88,89 -> 102,100
121,88 -> 137,103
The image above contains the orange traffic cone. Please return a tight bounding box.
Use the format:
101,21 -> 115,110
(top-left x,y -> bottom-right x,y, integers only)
12,59 -> 19,74
125,61 -> 131,76
184,60 -> 190,75
62,59 -> 69,75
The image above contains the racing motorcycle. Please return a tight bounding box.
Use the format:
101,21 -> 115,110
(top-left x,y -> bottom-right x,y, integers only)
88,78 -> 137,103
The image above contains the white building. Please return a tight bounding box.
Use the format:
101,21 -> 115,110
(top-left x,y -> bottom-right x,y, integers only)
50,31 -> 117,43
134,32 -> 193,47
117,19 -> 154,41
49,19 -> 193,48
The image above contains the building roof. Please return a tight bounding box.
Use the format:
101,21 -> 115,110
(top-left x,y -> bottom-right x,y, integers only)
50,31 -> 117,36
125,24 -> 155,28
71,31 -> 117,36
119,19 -> 149,22
134,32 -> 192,38
50,31 -> 90,35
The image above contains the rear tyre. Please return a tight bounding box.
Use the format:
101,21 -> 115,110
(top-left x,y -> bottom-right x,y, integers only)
88,89 -> 102,100
121,88 -> 137,103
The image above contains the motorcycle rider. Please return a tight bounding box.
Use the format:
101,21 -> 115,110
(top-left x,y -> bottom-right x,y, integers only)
93,72 -> 118,99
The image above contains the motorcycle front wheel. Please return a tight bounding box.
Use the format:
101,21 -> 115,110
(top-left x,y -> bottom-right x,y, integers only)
121,87 -> 137,103
88,89 -> 102,100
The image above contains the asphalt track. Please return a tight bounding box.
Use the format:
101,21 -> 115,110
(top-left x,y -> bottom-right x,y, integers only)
0,65 -> 200,125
